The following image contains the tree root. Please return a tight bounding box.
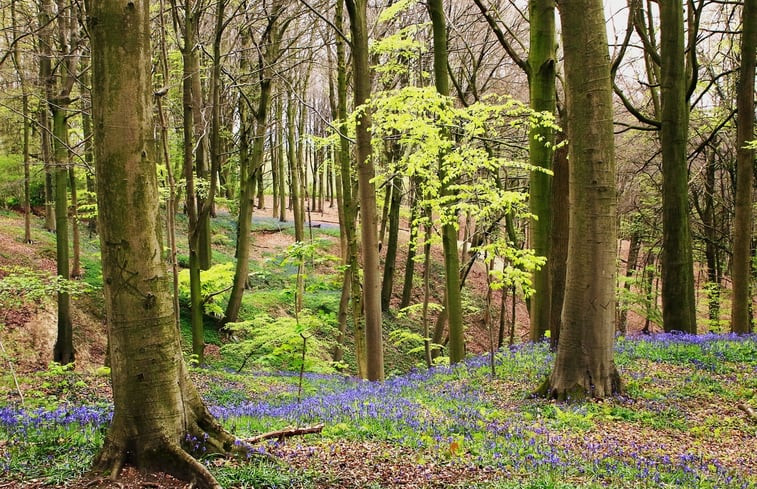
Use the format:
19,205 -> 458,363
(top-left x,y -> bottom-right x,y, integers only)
160,442 -> 223,489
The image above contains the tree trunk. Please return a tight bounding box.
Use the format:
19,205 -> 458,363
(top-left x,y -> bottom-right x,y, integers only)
548,129 -> 568,349
346,0 -> 384,381
545,0 -> 620,400
52,107 -> 74,365
527,0 -> 556,342
618,228 -> 641,334
400,181 -> 419,309
69,167 -> 81,278
428,0 -> 465,364
659,0 -> 697,334
10,0 -> 31,243
288,94 -> 304,243
180,3 -> 206,363
89,3 -> 237,485
731,0 -> 756,334
225,11 -> 281,324
277,98 -> 287,222
380,173 -> 402,311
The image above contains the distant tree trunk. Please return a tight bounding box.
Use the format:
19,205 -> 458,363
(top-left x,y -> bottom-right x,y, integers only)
346,0 -> 384,381
180,2 -> 207,363
10,0 -> 31,243
22,91 -> 31,243
428,0 -> 465,364
696,150 -> 720,327
272,132 -> 279,218
659,0 -> 697,334
225,13 -> 281,324
38,0 -> 55,233
333,0 -> 364,372
545,0 -> 621,400
52,107 -> 74,365
731,0 -> 756,334
381,173 -> 402,311
189,24 -> 212,272
69,167 -> 81,278
400,181 -> 419,309
618,228 -> 641,334
90,3 -> 238,484
527,0 -> 556,342
276,98 -> 287,222
288,94 -> 304,243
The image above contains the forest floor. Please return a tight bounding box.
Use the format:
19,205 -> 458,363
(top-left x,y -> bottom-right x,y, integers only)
1,208 -> 755,489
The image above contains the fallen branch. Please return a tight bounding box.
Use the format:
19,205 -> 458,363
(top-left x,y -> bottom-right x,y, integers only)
737,403 -> 757,422
244,424 -> 324,445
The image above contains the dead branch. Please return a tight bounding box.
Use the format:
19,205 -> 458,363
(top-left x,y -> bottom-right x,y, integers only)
244,424 -> 324,444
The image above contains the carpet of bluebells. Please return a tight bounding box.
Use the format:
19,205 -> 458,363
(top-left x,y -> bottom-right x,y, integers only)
1,333 -> 756,488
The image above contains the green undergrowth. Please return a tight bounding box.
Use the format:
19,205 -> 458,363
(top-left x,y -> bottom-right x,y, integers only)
1,335 -> 756,488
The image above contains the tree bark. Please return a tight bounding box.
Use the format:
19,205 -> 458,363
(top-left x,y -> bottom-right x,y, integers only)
731,0 -> 756,334
545,0 -> 621,400
428,0 -> 465,364
346,0 -> 384,381
527,0 -> 556,342
659,0 -> 697,334
381,172 -> 402,311
89,2 -> 238,486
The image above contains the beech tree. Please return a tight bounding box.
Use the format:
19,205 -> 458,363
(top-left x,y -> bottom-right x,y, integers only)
731,0 -> 756,334
89,0 -> 238,486
345,0 -> 384,381
544,0 -> 621,399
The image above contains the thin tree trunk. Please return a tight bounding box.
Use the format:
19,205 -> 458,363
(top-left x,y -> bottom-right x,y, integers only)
69,167 -> 80,278
52,107 -> 73,365
428,0 -> 465,364
346,0 -> 384,381
618,229 -> 641,334
288,94 -> 304,242
381,173 -> 402,311
400,181 -> 419,309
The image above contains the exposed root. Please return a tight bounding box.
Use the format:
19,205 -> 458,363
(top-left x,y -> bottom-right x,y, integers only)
158,442 -> 222,489
540,367 -> 623,402
92,436 -> 127,480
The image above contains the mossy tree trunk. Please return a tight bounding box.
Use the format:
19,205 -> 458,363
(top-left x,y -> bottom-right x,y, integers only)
346,0 -> 384,381
89,2 -> 239,486
527,0 -> 556,342
545,0 -> 621,400
731,0 -> 756,334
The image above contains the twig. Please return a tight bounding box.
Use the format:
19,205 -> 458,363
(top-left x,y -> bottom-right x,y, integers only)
244,424 -> 324,445
737,403 -> 757,422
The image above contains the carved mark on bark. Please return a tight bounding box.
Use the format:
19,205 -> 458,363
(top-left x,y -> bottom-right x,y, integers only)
106,240 -> 153,305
